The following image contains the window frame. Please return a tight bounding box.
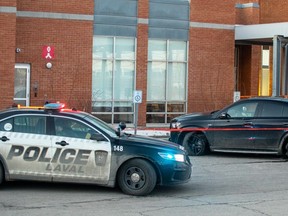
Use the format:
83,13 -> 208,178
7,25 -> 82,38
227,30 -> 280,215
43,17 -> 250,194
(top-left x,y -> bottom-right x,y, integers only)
92,36 -> 137,125
146,39 -> 188,125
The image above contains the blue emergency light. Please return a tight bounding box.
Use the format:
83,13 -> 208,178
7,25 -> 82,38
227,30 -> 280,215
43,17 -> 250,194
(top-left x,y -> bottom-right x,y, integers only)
44,103 -> 65,110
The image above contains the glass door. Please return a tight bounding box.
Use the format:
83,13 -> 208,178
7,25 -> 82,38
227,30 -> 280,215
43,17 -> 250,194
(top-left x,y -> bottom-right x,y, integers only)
14,64 -> 30,106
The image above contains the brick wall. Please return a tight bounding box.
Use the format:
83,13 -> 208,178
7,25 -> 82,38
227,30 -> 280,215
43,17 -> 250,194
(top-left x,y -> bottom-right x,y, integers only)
189,27 -> 235,112
260,0 -> 288,23
236,6 -> 260,25
190,0 -> 235,24
17,0 -> 94,14
0,1 -> 17,108
14,0 -> 94,111
188,1 -> 235,112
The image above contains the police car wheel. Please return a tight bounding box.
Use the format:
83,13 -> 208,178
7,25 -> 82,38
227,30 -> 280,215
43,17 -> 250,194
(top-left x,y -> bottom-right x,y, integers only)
0,164 -> 4,185
117,159 -> 157,196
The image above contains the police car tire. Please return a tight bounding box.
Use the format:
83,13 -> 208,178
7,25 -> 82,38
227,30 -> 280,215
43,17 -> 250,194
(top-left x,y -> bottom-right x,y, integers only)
0,164 -> 4,185
117,159 -> 157,196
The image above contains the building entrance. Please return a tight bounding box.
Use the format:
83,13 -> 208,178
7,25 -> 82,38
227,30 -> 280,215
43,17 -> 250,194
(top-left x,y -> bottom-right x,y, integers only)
14,64 -> 30,106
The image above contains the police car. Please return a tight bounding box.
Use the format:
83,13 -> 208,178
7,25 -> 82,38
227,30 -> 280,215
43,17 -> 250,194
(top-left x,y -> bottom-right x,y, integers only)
0,103 -> 192,196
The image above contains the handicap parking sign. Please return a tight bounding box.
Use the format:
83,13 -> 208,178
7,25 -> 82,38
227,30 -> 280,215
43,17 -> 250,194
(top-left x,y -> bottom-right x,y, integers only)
133,90 -> 142,103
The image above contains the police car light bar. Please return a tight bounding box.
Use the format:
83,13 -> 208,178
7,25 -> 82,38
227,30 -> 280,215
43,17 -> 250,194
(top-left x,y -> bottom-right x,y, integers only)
44,103 -> 65,110
17,105 -> 44,109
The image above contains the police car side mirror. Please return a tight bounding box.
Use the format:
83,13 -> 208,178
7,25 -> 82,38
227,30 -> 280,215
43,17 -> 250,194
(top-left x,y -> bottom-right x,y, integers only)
119,122 -> 126,130
90,133 -> 107,141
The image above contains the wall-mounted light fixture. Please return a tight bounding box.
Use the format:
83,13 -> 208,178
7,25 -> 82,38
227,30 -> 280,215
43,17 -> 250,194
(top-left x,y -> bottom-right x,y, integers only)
33,81 -> 39,97
46,62 -> 52,69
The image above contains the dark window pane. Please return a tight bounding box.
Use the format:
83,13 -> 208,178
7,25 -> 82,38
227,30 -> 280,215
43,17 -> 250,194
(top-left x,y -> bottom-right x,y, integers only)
167,114 -> 181,123
261,102 -> 283,117
54,118 -> 93,139
93,114 -> 112,124
114,114 -> 133,124
167,103 -> 185,112
147,103 -> 165,112
114,102 -> 133,112
14,116 -> 46,134
92,106 -> 112,112
283,105 -> 288,117
146,114 -> 165,123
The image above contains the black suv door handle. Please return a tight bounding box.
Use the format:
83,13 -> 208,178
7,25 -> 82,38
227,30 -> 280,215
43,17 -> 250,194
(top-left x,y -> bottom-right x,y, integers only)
55,141 -> 69,146
0,136 -> 10,142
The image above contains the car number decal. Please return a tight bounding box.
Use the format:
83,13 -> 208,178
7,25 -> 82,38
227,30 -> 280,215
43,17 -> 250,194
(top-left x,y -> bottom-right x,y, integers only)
113,145 -> 123,152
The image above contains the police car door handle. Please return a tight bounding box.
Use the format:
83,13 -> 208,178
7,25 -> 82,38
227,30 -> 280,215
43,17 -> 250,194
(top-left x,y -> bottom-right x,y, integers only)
55,141 -> 69,146
0,136 -> 10,142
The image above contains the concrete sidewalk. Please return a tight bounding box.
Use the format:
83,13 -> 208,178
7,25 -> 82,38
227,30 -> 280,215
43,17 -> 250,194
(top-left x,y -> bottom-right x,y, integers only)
125,127 -> 170,138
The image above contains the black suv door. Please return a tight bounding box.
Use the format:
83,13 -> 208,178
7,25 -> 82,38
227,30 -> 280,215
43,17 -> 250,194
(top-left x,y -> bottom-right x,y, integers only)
253,101 -> 288,152
209,101 -> 259,151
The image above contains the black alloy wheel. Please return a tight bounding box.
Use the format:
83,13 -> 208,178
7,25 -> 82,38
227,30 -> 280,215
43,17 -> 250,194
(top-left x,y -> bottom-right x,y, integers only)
117,159 -> 157,196
183,133 -> 208,156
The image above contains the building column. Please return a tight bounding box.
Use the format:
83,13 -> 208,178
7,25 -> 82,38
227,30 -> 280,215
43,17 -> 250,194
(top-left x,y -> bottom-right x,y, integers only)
136,0 -> 149,126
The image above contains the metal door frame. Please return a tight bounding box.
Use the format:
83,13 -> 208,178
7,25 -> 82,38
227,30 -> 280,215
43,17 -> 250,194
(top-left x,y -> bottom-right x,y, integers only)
14,63 -> 30,106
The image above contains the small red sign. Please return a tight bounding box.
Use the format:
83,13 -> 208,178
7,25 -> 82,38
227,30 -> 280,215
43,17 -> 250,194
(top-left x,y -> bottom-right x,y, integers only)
42,46 -> 55,60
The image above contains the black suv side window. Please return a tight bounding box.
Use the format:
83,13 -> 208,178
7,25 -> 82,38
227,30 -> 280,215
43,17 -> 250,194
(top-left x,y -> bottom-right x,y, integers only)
227,102 -> 258,118
260,102 -> 283,117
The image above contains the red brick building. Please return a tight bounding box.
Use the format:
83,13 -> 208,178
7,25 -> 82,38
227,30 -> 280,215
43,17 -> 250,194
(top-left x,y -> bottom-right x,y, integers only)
0,0 -> 287,126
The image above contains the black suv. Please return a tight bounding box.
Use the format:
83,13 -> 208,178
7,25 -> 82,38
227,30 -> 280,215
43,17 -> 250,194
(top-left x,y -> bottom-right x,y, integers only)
169,97 -> 288,157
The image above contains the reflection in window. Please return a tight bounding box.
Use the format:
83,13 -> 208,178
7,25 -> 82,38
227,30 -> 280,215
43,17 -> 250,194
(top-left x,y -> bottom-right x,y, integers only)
54,117 -> 94,139
0,116 -> 46,134
147,40 -> 187,124
92,36 -> 136,124
227,103 -> 258,118
260,102 -> 283,117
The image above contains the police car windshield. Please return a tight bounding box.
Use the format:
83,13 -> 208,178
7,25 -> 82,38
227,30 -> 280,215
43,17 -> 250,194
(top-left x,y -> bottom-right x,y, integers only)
83,114 -> 118,138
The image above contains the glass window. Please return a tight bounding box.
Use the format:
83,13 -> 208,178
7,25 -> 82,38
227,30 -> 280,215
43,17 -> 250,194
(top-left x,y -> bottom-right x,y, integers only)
14,68 -> 27,99
147,39 -> 187,124
260,102 -> 283,117
92,36 -> 136,124
93,37 -> 113,59
54,117 -> 94,139
114,61 -> 134,100
147,62 -> 166,100
115,38 -> 135,59
148,40 -> 166,60
168,41 -> 187,61
283,105 -> 288,117
227,102 -> 258,118
0,118 -> 13,132
92,59 -> 113,100
167,62 -> 186,100
0,116 -> 46,134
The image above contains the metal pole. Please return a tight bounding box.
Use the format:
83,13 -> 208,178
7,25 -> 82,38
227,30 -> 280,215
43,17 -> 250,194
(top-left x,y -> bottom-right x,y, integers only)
283,44 -> 288,95
134,103 -> 138,135
272,35 -> 282,96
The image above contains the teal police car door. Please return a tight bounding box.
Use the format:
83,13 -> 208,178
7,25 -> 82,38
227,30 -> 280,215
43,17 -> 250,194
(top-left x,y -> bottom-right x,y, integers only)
0,115 -> 52,181
50,116 -> 112,184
